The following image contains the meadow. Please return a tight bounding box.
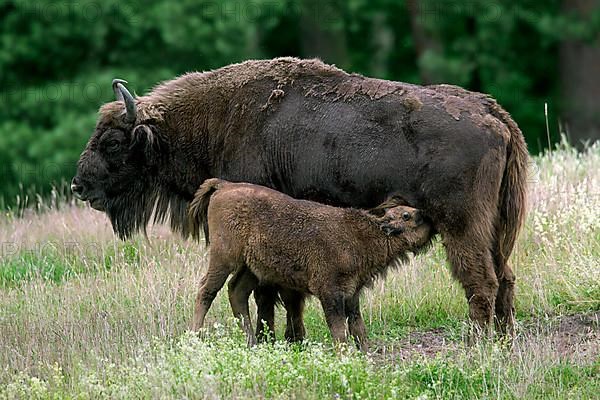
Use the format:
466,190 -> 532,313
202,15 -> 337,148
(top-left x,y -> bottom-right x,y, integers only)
0,143 -> 598,399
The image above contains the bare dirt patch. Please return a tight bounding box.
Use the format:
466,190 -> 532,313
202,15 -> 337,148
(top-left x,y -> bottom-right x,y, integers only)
529,311 -> 599,363
370,312 -> 600,363
370,328 -> 459,362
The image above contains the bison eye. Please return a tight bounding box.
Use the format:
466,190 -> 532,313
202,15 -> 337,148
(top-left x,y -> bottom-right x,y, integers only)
402,212 -> 411,221
106,140 -> 120,152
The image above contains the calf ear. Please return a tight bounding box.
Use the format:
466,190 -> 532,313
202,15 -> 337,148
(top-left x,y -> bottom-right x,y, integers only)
368,205 -> 387,217
368,195 -> 409,216
131,124 -> 164,165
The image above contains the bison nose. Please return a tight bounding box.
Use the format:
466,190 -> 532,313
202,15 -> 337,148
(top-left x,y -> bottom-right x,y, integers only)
71,177 -> 84,198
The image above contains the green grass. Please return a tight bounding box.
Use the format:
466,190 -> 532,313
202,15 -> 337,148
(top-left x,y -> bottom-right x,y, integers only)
0,143 -> 599,399
2,330 -> 598,399
0,241 -> 142,287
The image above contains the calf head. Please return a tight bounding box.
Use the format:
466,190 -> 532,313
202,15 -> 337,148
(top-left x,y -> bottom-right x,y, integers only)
373,202 -> 432,248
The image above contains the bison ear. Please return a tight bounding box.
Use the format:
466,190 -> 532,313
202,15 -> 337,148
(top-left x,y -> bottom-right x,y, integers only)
131,124 -> 164,165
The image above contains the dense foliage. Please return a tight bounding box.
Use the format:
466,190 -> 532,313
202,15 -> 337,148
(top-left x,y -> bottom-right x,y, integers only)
0,0 -> 598,207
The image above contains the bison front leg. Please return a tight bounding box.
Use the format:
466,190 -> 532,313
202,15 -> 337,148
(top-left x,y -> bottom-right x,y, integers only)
228,268 -> 259,346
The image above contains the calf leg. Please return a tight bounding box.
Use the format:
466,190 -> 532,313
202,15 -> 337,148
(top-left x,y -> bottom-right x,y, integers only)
280,288 -> 306,343
345,294 -> 368,352
319,294 -> 348,347
191,258 -> 232,333
254,285 -> 277,342
228,268 -> 259,346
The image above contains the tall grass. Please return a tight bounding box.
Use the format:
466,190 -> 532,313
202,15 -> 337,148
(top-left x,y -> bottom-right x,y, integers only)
0,143 -> 598,399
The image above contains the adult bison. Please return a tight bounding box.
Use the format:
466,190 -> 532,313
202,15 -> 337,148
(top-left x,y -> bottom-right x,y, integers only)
72,57 -> 528,338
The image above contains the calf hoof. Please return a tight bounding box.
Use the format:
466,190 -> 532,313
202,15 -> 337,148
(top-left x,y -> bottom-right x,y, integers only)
357,340 -> 369,353
247,334 -> 258,347
192,327 -> 209,340
285,327 -> 306,343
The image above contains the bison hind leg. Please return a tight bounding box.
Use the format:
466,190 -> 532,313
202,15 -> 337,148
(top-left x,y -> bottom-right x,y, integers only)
438,146 -> 509,340
443,228 -> 499,340
493,253 -> 516,336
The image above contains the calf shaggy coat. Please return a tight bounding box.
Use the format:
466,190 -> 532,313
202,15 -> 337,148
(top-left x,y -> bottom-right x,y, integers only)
189,179 -> 432,350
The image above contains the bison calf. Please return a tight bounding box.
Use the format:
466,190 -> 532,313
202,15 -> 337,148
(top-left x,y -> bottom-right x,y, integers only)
188,178 -> 432,351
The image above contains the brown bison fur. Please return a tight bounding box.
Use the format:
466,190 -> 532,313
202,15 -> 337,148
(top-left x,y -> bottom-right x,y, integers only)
73,57 -> 528,339
188,178 -> 433,350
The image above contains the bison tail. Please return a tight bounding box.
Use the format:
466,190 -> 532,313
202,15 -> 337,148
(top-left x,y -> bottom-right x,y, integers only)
493,103 -> 529,267
188,178 -> 225,245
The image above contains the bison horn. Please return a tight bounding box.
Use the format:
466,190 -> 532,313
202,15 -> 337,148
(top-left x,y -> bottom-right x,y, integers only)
112,79 -> 137,123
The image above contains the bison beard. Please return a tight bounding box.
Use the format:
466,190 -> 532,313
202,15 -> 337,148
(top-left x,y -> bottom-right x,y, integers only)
73,57 -> 528,340
105,182 -> 190,240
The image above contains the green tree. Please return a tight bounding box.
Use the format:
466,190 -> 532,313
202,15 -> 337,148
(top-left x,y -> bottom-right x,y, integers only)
0,0 -> 598,207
